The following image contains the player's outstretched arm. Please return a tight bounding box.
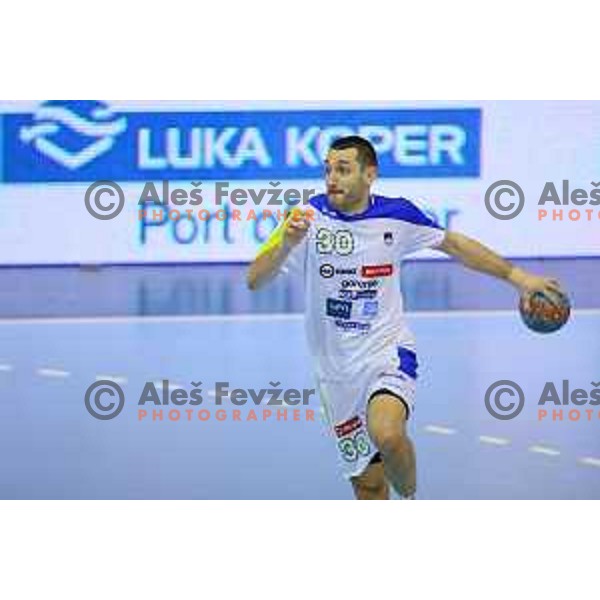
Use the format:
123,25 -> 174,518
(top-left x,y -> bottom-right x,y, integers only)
246,211 -> 311,291
436,231 -> 563,296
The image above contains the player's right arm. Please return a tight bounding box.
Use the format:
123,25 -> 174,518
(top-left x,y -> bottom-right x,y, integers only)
246,211 -> 311,291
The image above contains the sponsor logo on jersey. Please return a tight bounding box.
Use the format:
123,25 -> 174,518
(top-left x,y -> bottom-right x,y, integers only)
334,320 -> 371,333
320,264 -> 335,278
326,298 -> 352,320
338,290 -> 378,301
361,264 -> 394,278
384,232 -> 394,246
319,264 -> 357,278
362,301 -> 380,318
341,279 -> 379,290
334,415 -> 362,438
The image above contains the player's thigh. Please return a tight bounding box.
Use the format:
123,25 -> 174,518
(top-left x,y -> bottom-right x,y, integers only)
367,391 -> 409,448
351,460 -> 389,500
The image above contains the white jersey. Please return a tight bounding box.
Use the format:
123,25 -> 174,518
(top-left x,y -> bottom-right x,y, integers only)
278,193 -> 445,479
284,193 -> 446,379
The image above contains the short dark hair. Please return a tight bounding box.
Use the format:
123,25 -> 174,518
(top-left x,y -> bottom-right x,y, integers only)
330,136 -> 378,168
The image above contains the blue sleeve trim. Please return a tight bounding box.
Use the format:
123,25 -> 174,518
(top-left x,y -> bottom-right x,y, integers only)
308,194 -> 442,229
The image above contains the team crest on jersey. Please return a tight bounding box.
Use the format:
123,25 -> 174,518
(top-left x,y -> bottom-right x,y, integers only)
384,232 -> 394,246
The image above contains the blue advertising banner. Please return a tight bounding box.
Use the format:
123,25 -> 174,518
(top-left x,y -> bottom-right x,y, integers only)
2,101 -> 481,182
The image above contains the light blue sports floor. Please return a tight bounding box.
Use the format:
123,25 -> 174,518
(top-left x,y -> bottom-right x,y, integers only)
1,300 -> 599,499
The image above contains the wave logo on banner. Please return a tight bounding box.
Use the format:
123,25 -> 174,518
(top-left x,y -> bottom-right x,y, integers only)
2,102 -> 481,182
17,100 -> 127,170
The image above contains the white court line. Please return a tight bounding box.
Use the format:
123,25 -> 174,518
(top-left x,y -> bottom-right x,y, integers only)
528,445 -> 561,457
479,435 -> 512,447
0,364 -> 14,372
577,457 -> 600,468
96,375 -> 128,385
0,313 -> 305,326
423,424 -> 457,436
0,308 -> 598,326
36,368 -> 71,379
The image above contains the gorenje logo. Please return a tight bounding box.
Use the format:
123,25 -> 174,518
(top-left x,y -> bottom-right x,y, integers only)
18,101 -> 127,170
2,103 -> 482,183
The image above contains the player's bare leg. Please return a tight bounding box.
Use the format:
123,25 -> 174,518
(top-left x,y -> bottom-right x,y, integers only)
351,460 -> 390,500
367,393 -> 416,499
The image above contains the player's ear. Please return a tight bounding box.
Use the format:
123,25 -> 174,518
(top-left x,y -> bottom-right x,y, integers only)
365,164 -> 378,185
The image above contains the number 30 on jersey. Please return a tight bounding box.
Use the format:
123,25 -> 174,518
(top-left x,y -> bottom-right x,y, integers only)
316,228 -> 355,256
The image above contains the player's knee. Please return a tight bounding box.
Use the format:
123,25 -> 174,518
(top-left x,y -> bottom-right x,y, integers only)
371,427 -> 408,455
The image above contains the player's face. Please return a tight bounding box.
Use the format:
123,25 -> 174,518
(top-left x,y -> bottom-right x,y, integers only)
325,148 -> 376,211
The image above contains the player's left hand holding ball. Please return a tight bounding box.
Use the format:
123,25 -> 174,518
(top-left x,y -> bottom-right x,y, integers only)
510,268 -> 562,300
510,268 -> 571,333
